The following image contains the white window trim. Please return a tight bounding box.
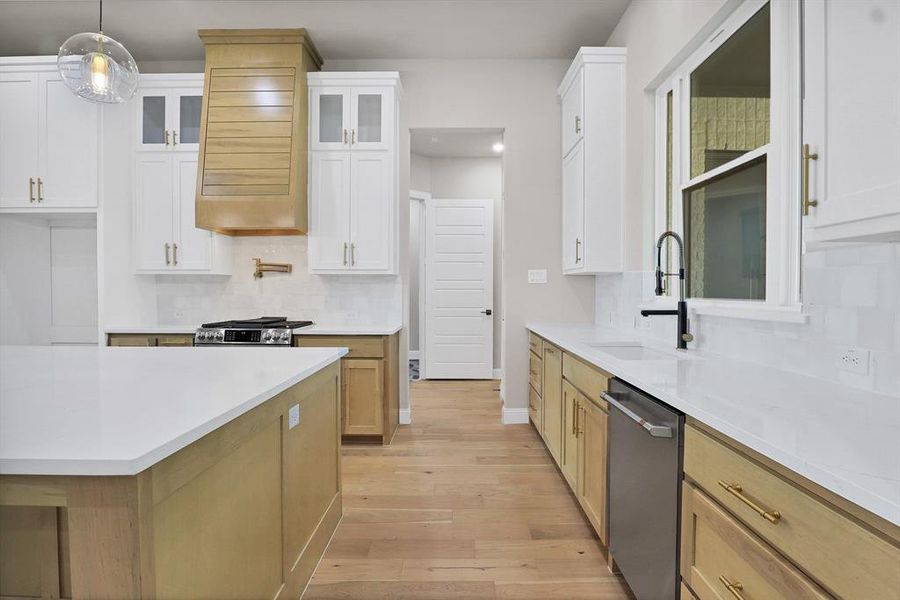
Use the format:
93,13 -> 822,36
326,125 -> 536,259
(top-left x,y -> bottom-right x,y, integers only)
651,0 -> 803,322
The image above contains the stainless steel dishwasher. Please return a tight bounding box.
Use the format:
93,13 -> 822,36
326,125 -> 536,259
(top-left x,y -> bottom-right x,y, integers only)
602,379 -> 684,600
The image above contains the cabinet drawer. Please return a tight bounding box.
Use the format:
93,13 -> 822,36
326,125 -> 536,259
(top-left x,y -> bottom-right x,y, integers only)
528,332 -> 543,357
562,351 -> 609,407
156,335 -> 194,347
294,335 -> 384,358
528,386 -> 541,429
108,334 -> 155,347
684,425 -> 900,600
681,483 -> 831,600
529,351 -> 543,396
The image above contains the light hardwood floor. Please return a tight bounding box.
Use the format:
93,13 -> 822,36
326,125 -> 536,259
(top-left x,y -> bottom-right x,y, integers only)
304,380 -> 631,600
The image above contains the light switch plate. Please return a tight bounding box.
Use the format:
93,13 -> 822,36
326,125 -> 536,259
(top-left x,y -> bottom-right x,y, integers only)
288,404 -> 300,429
528,269 -> 548,284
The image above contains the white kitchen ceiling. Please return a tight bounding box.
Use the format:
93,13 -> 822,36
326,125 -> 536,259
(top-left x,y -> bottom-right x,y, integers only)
0,0 -> 631,62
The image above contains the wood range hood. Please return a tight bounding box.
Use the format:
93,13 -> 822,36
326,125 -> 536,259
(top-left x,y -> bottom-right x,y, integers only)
194,29 -> 323,236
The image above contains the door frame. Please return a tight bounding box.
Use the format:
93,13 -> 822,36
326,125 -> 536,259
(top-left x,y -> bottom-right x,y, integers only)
424,197 -> 495,380
410,189 -> 430,380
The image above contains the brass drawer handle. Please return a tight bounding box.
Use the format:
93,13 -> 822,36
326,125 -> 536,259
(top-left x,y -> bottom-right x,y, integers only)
37,177 -> 43,202
802,143 -> 818,216
718,576 -> 745,600
172,243 -> 178,266
718,480 -> 781,524
29,177 -> 35,202
343,242 -> 348,266
164,243 -> 171,266
165,130 -> 170,146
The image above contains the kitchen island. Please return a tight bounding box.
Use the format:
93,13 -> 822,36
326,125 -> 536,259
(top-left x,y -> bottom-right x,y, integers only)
0,345 -> 347,599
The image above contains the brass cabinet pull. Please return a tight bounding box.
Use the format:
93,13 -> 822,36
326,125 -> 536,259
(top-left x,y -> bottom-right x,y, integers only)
718,576 -> 746,600
164,243 -> 171,266
343,242 -> 348,266
164,130 -> 170,146
579,404 -> 585,436
802,143 -> 819,216
37,177 -> 43,202
718,480 -> 781,524
172,243 -> 178,266
575,238 -> 581,263
351,129 -> 357,145
350,242 -> 356,266
575,115 -> 581,134
28,177 -> 35,202
571,395 -> 577,435
343,129 -> 348,145
172,130 -> 178,146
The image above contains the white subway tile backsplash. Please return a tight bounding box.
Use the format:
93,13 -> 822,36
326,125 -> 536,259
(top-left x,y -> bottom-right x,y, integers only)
595,243 -> 900,395
154,237 -> 401,327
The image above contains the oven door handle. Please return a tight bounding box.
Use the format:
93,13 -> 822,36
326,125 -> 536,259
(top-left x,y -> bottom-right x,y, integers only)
601,391 -> 673,438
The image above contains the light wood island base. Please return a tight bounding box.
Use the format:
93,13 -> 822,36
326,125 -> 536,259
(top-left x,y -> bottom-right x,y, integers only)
0,362 -> 342,600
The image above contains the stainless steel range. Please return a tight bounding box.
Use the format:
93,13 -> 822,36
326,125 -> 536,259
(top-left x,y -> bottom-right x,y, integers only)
194,317 -> 313,346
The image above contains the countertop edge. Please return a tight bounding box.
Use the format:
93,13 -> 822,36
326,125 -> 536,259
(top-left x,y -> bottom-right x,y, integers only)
0,348 -> 348,477
526,322 -> 900,527
104,324 -> 404,336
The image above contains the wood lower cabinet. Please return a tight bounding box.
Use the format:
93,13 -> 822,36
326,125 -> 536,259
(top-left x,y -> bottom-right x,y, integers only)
561,379 -> 579,488
578,395 -> 608,545
294,332 -> 399,445
541,344 -> 563,463
681,482 -> 830,600
527,330 -> 609,546
342,358 -> 384,435
108,333 -> 194,347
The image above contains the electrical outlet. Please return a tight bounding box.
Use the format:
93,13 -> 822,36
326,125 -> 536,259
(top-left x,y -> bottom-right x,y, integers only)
288,404 -> 300,429
836,347 -> 870,375
527,269 -> 548,284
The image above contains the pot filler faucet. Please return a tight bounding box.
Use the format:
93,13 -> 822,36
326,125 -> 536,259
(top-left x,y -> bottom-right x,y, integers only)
640,231 -> 693,350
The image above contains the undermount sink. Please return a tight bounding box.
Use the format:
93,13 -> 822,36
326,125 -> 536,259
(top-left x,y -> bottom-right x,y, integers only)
586,342 -> 679,361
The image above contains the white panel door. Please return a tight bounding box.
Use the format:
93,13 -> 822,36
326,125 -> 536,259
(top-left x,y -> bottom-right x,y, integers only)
0,74 -> 40,207
351,87 -> 392,151
309,151 -> 351,271
562,140 -> 585,272
350,151 -> 392,271
172,154 -> 210,270
310,87 -> 351,151
425,199 -> 494,379
134,154 -> 174,270
803,0 -> 900,241
40,74 -> 98,207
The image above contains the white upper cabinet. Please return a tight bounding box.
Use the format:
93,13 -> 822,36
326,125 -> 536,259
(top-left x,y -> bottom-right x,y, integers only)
560,67 -> 584,158
132,75 -> 230,274
310,83 -> 395,152
803,0 -> 900,243
308,72 -> 401,274
136,76 -> 203,152
0,59 -> 98,210
558,48 -> 626,275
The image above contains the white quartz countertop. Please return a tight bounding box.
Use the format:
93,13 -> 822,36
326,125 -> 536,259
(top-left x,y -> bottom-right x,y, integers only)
527,322 -> 900,526
0,345 -> 347,476
104,323 -> 403,336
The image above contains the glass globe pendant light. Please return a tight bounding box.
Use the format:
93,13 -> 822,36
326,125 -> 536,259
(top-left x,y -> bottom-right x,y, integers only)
57,0 -> 139,103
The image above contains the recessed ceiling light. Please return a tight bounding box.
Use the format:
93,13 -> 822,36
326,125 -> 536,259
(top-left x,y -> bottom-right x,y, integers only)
492,142 -> 504,153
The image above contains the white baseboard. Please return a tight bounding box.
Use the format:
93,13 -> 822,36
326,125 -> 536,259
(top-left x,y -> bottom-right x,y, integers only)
501,407 -> 529,425
399,408 -> 411,425
409,351 -> 420,360
492,368 -> 503,380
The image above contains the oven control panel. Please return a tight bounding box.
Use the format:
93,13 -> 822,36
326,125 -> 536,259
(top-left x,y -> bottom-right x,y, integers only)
193,328 -> 293,346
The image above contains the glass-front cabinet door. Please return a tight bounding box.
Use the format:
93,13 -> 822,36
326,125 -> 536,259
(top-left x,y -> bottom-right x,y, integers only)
137,90 -> 168,150
351,87 -> 392,151
173,91 -> 203,151
135,86 -> 203,151
310,87 -> 350,151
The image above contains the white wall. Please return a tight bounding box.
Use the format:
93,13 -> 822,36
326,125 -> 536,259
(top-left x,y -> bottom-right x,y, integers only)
595,0 -> 900,396
328,58 -> 596,412
409,154 -> 504,370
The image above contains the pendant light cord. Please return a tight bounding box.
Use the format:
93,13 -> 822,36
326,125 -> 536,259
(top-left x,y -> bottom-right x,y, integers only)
99,0 -> 103,34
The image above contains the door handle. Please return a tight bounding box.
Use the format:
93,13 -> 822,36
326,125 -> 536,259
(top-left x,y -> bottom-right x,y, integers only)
351,129 -> 357,145
165,130 -> 170,146
575,115 -> 581,134
37,177 -> 43,202
165,243 -> 171,266
601,391 -> 672,438
575,238 -> 581,263
481,309 -> 492,315
172,243 -> 178,266
343,242 -> 348,266
29,177 -> 35,202
343,129 -> 348,145
350,243 -> 356,266
172,130 -> 178,146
